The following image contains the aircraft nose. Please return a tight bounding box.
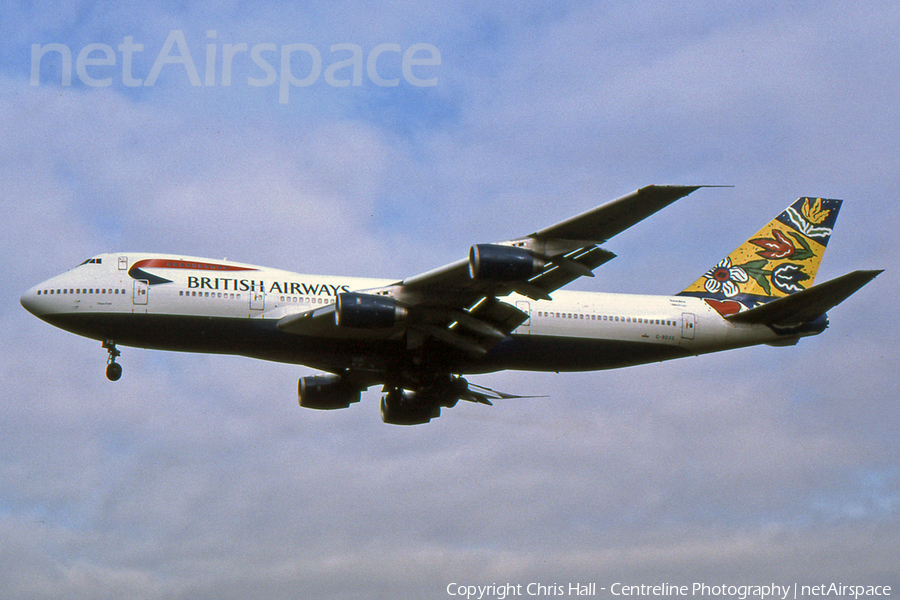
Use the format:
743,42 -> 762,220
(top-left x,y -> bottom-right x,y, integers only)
20,286 -> 43,317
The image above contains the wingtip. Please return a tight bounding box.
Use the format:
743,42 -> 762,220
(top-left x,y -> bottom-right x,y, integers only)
850,268 -> 884,281
641,184 -> 733,188
638,184 -> 734,196
860,269 -> 885,282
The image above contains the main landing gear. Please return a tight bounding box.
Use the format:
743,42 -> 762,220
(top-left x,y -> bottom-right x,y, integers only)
103,339 -> 122,381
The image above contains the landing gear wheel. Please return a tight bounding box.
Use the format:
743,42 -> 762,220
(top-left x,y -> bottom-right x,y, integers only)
102,339 -> 122,381
380,387 -> 402,421
106,362 -> 122,381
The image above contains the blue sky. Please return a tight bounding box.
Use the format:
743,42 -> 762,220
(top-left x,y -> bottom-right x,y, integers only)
2,1 -> 898,598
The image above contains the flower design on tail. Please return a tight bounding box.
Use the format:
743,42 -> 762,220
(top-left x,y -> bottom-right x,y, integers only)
802,198 -> 831,224
702,258 -> 749,297
772,263 -> 810,294
750,229 -> 796,259
785,198 -> 835,240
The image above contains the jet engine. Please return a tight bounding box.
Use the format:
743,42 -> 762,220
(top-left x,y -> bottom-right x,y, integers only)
380,389 -> 441,426
468,244 -> 544,281
380,376 -> 471,425
298,375 -> 361,410
334,293 -> 407,328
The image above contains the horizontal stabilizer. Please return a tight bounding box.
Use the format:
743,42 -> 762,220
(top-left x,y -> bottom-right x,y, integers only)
726,269 -> 882,326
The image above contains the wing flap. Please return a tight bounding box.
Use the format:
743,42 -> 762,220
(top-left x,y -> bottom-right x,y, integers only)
525,246 -> 616,296
461,382 -> 548,405
413,298 -> 530,357
461,296 -> 530,334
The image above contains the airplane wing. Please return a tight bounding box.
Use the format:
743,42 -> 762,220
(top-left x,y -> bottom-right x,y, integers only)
396,184 -> 703,303
278,185 -> 705,356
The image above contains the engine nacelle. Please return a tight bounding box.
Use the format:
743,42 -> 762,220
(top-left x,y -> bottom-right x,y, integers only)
334,293 -> 407,328
468,244 -> 544,281
298,375 -> 361,410
380,390 -> 441,425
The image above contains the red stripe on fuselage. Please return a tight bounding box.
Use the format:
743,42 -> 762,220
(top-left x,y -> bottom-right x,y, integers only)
132,259 -> 258,272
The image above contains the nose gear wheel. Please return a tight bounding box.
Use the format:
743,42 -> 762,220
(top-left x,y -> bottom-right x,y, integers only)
103,340 -> 122,381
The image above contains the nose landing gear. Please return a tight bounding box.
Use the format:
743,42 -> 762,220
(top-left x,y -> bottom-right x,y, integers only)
103,340 -> 122,381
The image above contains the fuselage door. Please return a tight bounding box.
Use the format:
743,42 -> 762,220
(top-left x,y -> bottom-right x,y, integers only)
118,256 -> 128,270
133,280 -> 149,305
516,300 -> 531,333
681,312 -> 696,339
516,301 -> 531,325
250,291 -> 265,311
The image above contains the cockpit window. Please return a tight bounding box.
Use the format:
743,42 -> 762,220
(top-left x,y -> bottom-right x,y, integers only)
79,258 -> 103,265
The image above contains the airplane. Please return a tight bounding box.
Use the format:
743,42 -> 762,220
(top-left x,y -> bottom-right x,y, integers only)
20,185 -> 881,425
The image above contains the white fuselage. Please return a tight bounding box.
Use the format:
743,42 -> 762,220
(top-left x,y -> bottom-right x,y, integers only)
21,253 -> 801,374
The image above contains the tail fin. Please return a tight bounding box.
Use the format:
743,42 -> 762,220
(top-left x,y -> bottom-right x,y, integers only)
678,197 -> 842,316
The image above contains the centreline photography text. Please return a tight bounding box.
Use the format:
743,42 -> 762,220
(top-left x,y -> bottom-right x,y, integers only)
445,581 -> 893,599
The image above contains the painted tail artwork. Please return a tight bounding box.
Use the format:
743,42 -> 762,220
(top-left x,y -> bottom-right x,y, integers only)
679,197 -> 880,323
